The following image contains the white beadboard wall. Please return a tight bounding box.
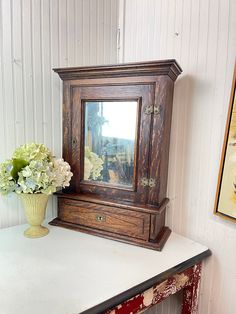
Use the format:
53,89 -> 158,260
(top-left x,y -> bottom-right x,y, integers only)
119,0 -> 236,313
0,0 -> 118,228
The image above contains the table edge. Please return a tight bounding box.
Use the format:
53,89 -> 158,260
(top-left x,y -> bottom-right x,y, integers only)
81,249 -> 211,314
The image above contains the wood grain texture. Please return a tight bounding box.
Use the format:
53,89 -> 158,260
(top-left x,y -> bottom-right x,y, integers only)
53,59 -> 182,81
55,192 -> 169,215
69,83 -> 154,203
148,76 -> 175,205
50,217 -> 171,251
52,60 -> 180,250
58,198 -> 150,240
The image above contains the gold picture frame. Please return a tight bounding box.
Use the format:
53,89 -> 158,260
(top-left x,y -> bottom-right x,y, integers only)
214,62 -> 236,222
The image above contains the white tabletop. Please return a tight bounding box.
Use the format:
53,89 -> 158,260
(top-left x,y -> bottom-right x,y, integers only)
0,222 -> 209,314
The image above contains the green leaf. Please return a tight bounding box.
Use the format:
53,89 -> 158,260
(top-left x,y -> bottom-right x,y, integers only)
10,159 -> 29,181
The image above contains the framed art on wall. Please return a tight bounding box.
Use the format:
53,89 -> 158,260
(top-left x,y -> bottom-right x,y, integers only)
214,62 -> 236,221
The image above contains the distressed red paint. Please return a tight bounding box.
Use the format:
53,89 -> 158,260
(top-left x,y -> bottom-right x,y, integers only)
105,262 -> 202,314
107,295 -> 144,314
182,263 -> 202,314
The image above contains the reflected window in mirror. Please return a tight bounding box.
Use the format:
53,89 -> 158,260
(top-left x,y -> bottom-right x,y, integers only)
83,101 -> 138,187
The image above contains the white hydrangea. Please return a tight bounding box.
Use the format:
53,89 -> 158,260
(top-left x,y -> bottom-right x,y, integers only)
0,143 -> 73,195
84,146 -> 103,180
84,157 -> 93,180
51,158 -> 73,188
13,143 -> 52,162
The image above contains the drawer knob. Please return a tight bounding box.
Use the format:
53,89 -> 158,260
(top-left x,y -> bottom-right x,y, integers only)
96,215 -> 106,222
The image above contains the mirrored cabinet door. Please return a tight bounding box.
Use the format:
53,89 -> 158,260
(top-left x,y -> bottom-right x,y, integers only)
70,84 -> 155,204
83,100 -> 138,188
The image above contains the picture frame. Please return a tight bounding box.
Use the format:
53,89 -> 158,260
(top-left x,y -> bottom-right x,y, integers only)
214,62 -> 236,222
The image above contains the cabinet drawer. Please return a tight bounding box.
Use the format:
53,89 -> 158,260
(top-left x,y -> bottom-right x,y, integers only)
58,199 -> 150,240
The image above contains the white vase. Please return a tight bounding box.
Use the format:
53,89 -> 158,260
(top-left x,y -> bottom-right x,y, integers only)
19,193 -> 50,238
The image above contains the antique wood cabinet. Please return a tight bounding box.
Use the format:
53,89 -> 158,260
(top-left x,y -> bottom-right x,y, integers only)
50,60 -> 182,250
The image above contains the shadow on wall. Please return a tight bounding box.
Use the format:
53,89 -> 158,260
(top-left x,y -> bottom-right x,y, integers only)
167,74 -> 203,234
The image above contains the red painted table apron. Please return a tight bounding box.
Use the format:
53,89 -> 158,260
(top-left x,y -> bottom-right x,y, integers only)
106,263 -> 202,314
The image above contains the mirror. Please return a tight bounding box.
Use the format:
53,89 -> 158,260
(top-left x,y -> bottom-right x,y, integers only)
83,101 -> 138,187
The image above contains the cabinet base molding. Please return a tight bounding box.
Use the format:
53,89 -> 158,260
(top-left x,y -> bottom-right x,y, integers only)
49,218 -> 171,251
49,195 -> 171,251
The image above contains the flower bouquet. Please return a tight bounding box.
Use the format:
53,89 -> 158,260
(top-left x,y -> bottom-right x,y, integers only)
84,146 -> 103,181
0,143 -> 73,238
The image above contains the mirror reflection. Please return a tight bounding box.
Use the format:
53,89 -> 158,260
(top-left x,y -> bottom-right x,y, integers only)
84,101 -> 137,187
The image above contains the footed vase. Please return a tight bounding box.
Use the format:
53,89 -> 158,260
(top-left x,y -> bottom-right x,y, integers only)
19,193 -> 49,238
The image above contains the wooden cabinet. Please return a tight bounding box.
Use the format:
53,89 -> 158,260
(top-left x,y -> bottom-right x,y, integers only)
50,60 -> 182,250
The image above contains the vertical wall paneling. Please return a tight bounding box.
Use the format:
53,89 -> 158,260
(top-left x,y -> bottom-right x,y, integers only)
41,0 -> 52,149
67,0 -> 75,66
0,0 -> 118,228
50,0 -> 60,157
89,0 -> 96,64
59,0 -> 68,67
33,0 -> 44,143
117,0 -> 125,62
1,0 -> 18,226
82,0 -> 90,65
96,0 -> 104,64
119,0 -> 236,314
22,0 -> 34,143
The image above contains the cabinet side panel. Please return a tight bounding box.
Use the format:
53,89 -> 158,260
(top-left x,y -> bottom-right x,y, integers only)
148,77 -> 174,205
159,78 -> 175,203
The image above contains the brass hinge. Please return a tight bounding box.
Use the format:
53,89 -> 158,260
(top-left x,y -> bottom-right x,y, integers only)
149,178 -> 156,187
144,105 -> 154,115
144,105 -> 161,116
141,177 -> 156,187
141,177 -> 149,187
154,106 -> 161,116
